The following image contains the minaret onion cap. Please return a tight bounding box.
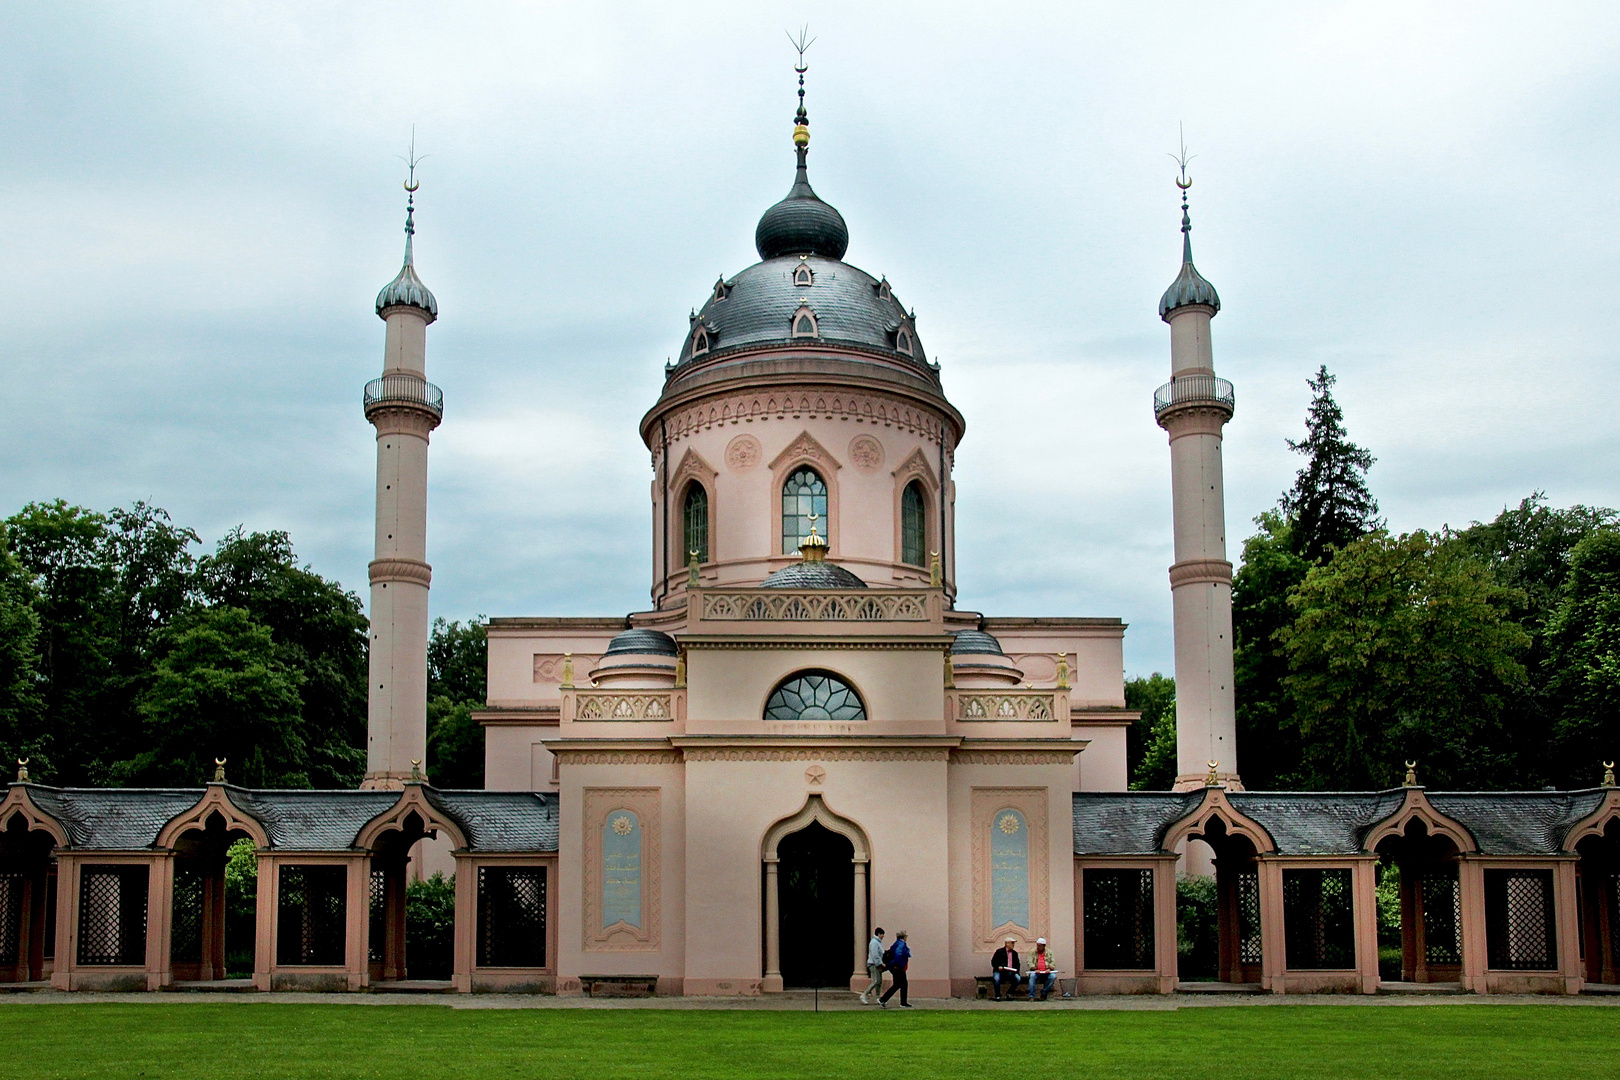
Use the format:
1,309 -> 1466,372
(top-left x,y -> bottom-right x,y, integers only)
1158,184 -> 1220,320
376,183 -> 438,321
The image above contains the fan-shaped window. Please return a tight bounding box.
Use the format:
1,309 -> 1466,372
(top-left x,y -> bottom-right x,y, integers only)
782,468 -> 827,553
793,263 -> 814,287
901,480 -> 927,567
791,304 -> 818,338
690,326 -> 711,358
683,482 -> 709,565
765,671 -> 867,723
895,327 -> 914,356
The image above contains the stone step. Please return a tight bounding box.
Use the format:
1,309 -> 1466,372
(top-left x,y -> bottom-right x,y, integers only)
1377,981 -> 1465,994
170,980 -> 257,992
1176,981 -> 1263,993
368,979 -> 456,994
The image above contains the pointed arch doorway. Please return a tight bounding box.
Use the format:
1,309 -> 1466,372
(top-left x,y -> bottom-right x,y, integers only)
762,795 -> 870,991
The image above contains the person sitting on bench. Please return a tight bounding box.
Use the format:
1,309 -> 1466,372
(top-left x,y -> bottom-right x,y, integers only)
1026,938 -> 1058,1000
989,936 -> 1022,1000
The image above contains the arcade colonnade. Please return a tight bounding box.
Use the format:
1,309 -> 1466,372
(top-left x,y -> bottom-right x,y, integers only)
2,774 -> 1618,995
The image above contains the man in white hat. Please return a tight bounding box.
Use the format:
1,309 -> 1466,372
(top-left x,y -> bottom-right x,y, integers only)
1027,937 -> 1057,1000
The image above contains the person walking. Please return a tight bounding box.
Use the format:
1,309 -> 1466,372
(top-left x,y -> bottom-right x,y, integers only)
878,931 -> 911,1008
989,936 -> 1022,1000
860,927 -> 886,1004
1026,937 -> 1057,1000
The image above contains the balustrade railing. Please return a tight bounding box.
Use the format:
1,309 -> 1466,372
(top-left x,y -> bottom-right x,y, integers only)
1153,374 -> 1234,418
364,374 -> 444,418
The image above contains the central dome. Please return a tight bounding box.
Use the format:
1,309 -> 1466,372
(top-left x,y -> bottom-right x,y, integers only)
755,151 -> 849,261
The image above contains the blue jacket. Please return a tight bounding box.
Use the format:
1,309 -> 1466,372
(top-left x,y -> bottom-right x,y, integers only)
889,939 -> 911,971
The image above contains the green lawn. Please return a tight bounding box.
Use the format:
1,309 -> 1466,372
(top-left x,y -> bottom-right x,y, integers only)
0,1003 -> 1614,1079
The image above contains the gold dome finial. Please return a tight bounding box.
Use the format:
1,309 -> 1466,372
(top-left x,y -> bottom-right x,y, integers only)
787,26 -> 815,150
1605,761 -> 1616,788
799,514 -> 828,562
1403,760 -> 1419,787
212,758 -> 227,783
15,759 -> 28,783
1205,760 -> 1220,787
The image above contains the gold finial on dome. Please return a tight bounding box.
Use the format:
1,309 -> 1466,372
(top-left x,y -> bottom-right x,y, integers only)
1605,761 -> 1616,788
799,514 -> 828,562
1403,760 -> 1419,787
212,758 -> 227,783
1205,760 -> 1221,787
15,759 -> 27,783
793,124 -> 810,149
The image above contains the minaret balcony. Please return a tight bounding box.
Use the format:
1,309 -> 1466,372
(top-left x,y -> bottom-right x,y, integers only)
1153,374 -> 1234,419
364,374 -> 444,420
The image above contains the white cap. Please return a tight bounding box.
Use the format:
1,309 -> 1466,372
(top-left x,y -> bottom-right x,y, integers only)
1036,937 -> 1046,945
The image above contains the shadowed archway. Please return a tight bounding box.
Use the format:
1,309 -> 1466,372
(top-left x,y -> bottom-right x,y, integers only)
777,822 -> 854,988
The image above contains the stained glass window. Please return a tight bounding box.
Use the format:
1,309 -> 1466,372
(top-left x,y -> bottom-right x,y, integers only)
765,672 -> 866,723
782,468 -> 827,554
901,481 -> 926,567
683,482 -> 709,565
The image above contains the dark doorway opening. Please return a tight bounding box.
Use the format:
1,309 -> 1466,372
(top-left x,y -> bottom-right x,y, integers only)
777,822 -> 853,988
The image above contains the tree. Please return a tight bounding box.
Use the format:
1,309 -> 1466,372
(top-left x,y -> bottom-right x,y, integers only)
1231,512 -> 1312,788
1126,673 -> 1177,790
0,537 -> 44,772
1279,531 -> 1529,789
1280,366 -> 1380,563
427,618 -> 487,788
124,606 -> 306,787
1543,526 -> 1620,786
196,529 -> 369,788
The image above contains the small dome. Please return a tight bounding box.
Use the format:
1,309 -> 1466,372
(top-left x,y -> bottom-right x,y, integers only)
755,154 -> 849,262
604,628 -> 678,657
1158,208 -> 1219,319
761,561 -> 867,589
951,629 -> 1005,656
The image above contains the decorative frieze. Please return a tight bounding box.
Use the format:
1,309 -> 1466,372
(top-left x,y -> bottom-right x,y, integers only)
699,590 -> 929,622
953,750 -> 1077,765
957,691 -> 1057,721
663,388 -> 947,444
681,747 -> 951,762
574,693 -> 674,721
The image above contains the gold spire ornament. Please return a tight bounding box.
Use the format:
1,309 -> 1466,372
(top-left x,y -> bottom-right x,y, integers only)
15,759 -> 27,782
410,759 -> 424,782
799,514 -> 828,562
561,652 -> 574,689
212,758 -> 227,783
674,651 -> 687,689
929,550 -> 942,588
1403,761 -> 1419,787
1605,761 -> 1616,788
688,549 -> 701,586
1055,653 -> 1070,691
1205,760 -> 1220,787
943,649 -> 955,689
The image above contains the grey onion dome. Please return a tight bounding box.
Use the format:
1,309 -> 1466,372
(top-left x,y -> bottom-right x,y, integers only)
950,629 -> 1005,656
376,206 -> 438,321
761,561 -> 868,589
603,628 -> 679,657
755,148 -> 849,261
1158,204 -> 1219,319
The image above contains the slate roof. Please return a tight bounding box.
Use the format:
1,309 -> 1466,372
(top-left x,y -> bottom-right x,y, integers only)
1072,788 -> 1616,857
951,629 -> 1005,656
7,784 -> 560,854
680,256 -> 927,369
604,628 -> 679,657
761,560 -> 868,589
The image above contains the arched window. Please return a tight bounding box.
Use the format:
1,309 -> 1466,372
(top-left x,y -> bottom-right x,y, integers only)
765,671 -> 866,723
876,278 -> 892,301
895,327 -> 914,356
690,326 -> 710,357
782,467 -> 827,553
683,482 -> 709,565
791,303 -> 818,338
793,262 -> 814,286
901,480 -> 927,567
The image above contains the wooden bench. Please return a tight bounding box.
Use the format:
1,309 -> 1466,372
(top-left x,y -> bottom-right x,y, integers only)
974,974 -> 1073,999
579,974 -> 658,998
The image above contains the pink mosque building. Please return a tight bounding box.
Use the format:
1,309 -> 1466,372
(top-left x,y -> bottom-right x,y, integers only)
1,76 -> 1618,998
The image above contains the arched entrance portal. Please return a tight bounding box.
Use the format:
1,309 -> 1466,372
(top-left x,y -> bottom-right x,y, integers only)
778,823 -> 854,988
761,795 -> 870,993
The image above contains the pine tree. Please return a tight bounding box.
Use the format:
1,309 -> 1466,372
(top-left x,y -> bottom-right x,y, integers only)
1280,366 -> 1381,562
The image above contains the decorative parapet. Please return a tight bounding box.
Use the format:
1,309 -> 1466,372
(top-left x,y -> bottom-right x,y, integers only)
365,374 -> 444,419
950,689 -> 1067,723
695,588 -> 936,624
1152,374 -> 1233,421
565,690 -> 678,722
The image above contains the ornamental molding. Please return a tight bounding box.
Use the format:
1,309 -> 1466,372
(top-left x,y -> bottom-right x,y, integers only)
699,590 -> 929,623
663,388 -> 947,444
553,749 -> 682,765
681,747 -> 951,762
1160,408 -> 1230,438
368,557 -> 432,587
953,751 -> 1078,765
534,654 -> 602,684
768,429 -> 841,477
575,692 -> 674,721
679,635 -> 949,651
724,434 -> 762,472
957,692 -> 1057,722
367,406 -> 441,438
1168,559 -> 1234,588
669,446 -> 718,495
848,434 -> 885,472
890,446 -> 938,491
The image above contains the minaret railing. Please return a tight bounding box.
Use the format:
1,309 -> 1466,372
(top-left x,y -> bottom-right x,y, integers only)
364,374 -> 444,418
1153,374 -> 1234,418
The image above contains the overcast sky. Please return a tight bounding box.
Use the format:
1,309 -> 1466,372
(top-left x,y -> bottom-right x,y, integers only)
3,3 -> 1618,677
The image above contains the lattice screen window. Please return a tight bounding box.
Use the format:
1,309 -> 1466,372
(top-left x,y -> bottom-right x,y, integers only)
477,867 -> 547,968
0,874 -> 23,966
368,869 -> 386,964
1082,869 -> 1155,970
1484,869 -> 1557,971
1610,874 -> 1620,970
77,865 -> 149,966
1236,870 -> 1263,964
276,865 -> 347,967
170,864 -> 205,965
1422,865 -> 1463,965
1282,868 -> 1355,970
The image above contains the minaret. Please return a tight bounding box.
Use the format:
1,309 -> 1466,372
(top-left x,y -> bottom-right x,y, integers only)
1154,156 -> 1239,791
361,162 -> 442,789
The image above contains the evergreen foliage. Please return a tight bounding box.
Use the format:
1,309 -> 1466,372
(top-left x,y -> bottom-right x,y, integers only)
427,618 -> 487,788
1280,366 -> 1381,562
1125,673 -> 1177,790
1543,526 -> 1620,785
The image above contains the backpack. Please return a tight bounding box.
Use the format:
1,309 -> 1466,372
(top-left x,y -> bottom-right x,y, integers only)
882,944 -> 896,968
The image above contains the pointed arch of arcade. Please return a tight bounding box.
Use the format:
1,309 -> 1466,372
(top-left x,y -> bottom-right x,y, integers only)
760,794 -> 871,991
0,786 -> 68,985
1362,789 -> 1477,986
1160,789 -> 1275,856
1361,789 -> 1477,855
155,785 -> 273,984
1564,788 -> 1620,985
0,786 -> 70,849
1162,789 -> 1275,986
355,787 -> 468,983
